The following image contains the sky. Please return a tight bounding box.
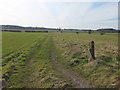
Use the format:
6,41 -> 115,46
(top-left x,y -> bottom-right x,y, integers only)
0,0 -> 119,29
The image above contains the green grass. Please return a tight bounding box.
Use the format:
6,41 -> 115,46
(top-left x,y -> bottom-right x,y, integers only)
2,33 -> 71,88
2,31 -> 119,88
0,31 -> 2,57
52,32 -> 119,88
0,31 -> 2,82
2,32 -> 47,56
2,35 -> 47,88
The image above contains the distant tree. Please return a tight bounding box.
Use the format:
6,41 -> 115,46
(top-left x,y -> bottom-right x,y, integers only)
76,32 -> 79,34
88,30 -> 91,34
100,30 -> 105,35
100,32 -> 105,35
61,31 -> 63,33
60,28 -> 64,33
58,28 -> 62,32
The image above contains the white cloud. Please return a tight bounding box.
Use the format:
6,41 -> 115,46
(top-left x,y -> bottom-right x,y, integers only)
0,0 -> 118,29
79,2 -> 118,29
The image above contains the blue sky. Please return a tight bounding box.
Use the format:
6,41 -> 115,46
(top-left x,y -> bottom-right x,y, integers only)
0,0 -> 118,29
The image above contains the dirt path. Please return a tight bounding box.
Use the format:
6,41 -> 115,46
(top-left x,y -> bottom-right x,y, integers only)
50,37 -> 92,88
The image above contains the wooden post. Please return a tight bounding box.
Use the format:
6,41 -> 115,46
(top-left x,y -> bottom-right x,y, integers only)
89,41 -> 95,61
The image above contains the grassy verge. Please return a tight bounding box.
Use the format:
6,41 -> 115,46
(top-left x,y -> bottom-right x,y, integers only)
53,32 -> 120,88
2,35 -> 47,88
2,32 -> 46,56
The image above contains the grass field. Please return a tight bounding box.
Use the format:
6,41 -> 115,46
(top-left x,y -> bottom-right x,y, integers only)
0,31 -> 2,58
2,32 -> 47,57
2,31 -> 120,88
52,32 -> 119,88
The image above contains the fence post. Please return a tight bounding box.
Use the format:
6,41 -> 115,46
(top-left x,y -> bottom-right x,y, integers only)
89,41 -> 96,61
